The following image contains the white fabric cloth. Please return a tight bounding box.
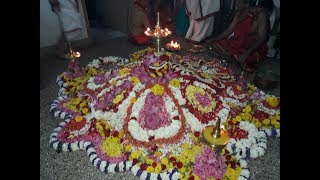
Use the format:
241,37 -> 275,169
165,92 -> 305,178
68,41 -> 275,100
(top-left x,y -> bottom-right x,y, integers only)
56,0 -> 83,41
185,0 -> 220,42
273,0 -> 280,8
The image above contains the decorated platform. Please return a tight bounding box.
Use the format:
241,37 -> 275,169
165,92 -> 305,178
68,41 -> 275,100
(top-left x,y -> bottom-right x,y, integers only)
49,47 -> 280,180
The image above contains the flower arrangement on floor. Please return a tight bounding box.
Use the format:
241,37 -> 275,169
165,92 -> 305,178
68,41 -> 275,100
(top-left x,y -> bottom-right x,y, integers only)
49,48 -> 280,180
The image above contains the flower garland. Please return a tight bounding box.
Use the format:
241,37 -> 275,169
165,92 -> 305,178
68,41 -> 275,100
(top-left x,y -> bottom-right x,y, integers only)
225,121 -> 267,160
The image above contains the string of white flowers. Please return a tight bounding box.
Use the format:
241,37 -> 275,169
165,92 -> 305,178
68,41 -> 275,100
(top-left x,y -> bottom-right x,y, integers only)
226,86 -> 247,100
256,103 -> 280,116
226,121 -> 267,160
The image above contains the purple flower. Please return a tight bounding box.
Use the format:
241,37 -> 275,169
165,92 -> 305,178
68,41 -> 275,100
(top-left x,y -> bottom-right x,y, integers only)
143,54 -> 157,67
164,70 -> 177,80
139,75 -> 151,84
94,100 -> 106,110
114,86 -> 122,95
104,92 -> 115,103
111,69 -> 118,77
195,93 -> 211,107
122,80 -> 133,89
158,77 -> 168,85
94,74 -> 107,84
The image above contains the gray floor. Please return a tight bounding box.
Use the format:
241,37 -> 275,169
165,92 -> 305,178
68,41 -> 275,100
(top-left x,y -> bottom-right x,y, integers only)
40,36 -> 280,180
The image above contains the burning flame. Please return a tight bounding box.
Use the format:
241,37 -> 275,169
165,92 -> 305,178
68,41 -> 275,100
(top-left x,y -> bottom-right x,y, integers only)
168,40 -> 180,49
144,27 -> 172,37
73,51 -> 81,58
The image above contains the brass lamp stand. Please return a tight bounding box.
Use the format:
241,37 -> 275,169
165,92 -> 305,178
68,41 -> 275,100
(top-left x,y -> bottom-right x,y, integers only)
202,117 -> 230,152
144,12 -> 172,57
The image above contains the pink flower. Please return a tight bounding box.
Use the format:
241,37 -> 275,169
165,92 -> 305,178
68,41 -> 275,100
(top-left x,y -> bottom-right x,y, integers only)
195,93 -> 212,107
193,147 -> 226,180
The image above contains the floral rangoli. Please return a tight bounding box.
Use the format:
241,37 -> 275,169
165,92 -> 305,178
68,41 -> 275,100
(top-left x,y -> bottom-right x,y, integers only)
49,47 -> 280,180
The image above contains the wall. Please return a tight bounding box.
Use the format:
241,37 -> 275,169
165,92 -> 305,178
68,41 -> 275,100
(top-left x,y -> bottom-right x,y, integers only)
40,0 -> 62,48
100,0 -> 131,33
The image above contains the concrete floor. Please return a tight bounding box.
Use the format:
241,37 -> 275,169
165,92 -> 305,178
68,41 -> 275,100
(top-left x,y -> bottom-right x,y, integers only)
40,36 -> 280,179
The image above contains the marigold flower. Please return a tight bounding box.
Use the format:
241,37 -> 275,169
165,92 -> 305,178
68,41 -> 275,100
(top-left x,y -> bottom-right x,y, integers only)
151,83 -> 165,96
266,96 -> 279,107
146,166 -> 154,173
101,136 -> 124,157
170,78 -> 180,87
75,115 -> 83,122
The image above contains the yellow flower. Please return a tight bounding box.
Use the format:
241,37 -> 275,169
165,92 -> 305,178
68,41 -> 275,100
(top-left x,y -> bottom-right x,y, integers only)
164,64 -> 168,70
179,174 -> 186,180
151,84 -> 165,96
119,68 -> 129,76
76,85 -> 82,91
240,113 -> 251,121
113,93 -> 124,104
154,63 -> 160,66
262,119 -> 270,125
130,150 -> 142,159
81,107 -> 89,114
182,143 -> 189,149
243,105 -> 252,113
161,157 -> 169,165
131,76 -> 140,85
170,78 -> 180,88
274,122 -> 280,128
88,68 -> 97,76
155,151 -> 162,157
125,145 -> 132,152
74,97 -> 81,105
118,129 -> 125,139
266,96 -> 279,107
80,101 -> 86,108
193,174 -> 200,180
146,166 -> 154,173
96,122 -> 105,138
232,115 -> 242,123
180,167 -> 186,173
155,164 -> 162,173
146,158 -> 154,165
255,121 -> 262,128
101,136 -> 124,157
229,103 -> 236,108
150,72 -> 157,78
75,116 -> 83,122
105,122 -> 112,130
157,71 -> 163,76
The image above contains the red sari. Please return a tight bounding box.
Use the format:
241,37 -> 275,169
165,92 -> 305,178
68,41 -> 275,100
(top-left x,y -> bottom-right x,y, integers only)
216,13 -> 268,72
128,0 -> 151,45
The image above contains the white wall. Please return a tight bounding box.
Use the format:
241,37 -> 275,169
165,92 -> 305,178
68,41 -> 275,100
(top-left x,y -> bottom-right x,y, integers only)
40,0 -> 62,48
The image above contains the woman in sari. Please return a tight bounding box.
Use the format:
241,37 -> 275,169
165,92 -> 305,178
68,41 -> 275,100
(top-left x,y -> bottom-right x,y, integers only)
206,0 -> 269,72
